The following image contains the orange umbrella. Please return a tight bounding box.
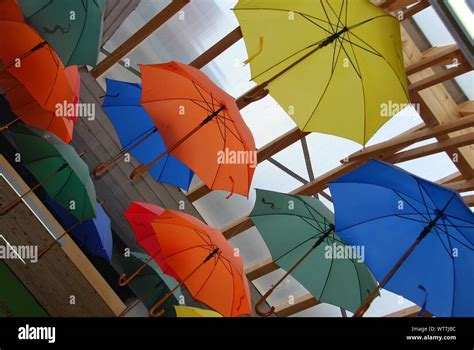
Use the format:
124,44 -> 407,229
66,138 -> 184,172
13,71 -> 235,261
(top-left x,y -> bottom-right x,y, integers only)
130,61 -> 256,198
0,65 -> 79,143
119,203 -> 252,317
0,0 -> 76,141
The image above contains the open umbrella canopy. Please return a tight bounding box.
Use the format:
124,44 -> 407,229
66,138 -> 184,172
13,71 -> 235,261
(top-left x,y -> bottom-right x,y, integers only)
234,0 -> 409,145
8,124 -> 96,221
124,202 -> 180,281
174,305 -> 222,318
18,0 -> 106,67
0,65 -> 79,143
102,79 -> 194,190
46,198 -> 112,261
0,0 -> 77,113
250,189 -> 377,313
117,251 -> 182,317
133,204 -> 251,317
329,160 -> 474,316
139,61 -> 256,197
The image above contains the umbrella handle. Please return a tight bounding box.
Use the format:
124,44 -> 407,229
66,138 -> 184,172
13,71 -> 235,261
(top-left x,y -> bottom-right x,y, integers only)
130,164 -> 149,180
0,117 -> 20,131
255,288 -> 276,317
93,162 -> 113,178
149,293 -> 171,317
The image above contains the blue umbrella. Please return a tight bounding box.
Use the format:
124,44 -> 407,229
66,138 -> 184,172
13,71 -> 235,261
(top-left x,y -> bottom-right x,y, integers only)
43,198 -> 113,261
329,160 -> 474,317
93,79 -> 194,191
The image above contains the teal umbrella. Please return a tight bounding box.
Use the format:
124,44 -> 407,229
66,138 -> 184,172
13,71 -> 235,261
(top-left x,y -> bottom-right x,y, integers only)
19,0 -> 106,66
117,252 -> 183,317
250,189 -> 377,316
2,124 -> 96,221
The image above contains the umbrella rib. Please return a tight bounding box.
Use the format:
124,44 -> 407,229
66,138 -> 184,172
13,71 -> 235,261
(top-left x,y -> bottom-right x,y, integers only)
343,31 -> 409,100
347,14 -> 396,31
192,253 -> 220,298
298,13 -> 334,35
320,0 -> 336,33
250,40 -> 327,82
233,7 -> 335,33
416,180 -> 434,222
301,38 -> 344,131
50,166 -> 74,199
143,97 -> 215,114
271,229 -> 328,264
442,214 -> 474,227
251,211 -> 322,223
392,190 -> 433,223
42,46 -> 61,110
444,232 -> 457,316
192,81 -> 214,113
442,216 -> 474,249
318,243 -> 336,301
325,0 -> 347,31
162,244 -> 214,262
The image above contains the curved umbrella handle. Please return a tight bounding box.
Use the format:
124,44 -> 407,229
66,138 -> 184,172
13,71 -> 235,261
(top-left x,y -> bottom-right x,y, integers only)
93,162 -> 112,178
118,273 -> 134,287
149,293 -> 172,317
130,164 -> 149,180
255,288 -> 276,317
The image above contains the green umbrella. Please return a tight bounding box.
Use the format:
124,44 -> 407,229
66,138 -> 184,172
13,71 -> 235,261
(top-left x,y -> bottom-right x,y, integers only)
117,252 -> 182,317
18,0 -> 106,66
1,124 -> 96,221
250,189 -> 377,316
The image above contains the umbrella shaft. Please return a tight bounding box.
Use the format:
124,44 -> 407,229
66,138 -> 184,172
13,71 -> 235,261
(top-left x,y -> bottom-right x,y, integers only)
0,117 -> 20,131
353,212 -> 444,317
0,41 -> 47,72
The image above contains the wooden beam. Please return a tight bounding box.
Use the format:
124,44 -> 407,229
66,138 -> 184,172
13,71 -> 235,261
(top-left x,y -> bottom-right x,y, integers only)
383,306 -> 421,317
381,0 -> 422,11
91,0 -> 190,78
401,0 -> 430,19
446,179 -> 474,192
438,171 -> 463,184
346,114 -> 474,163
405,44 -> 461,75
408,59 -> 471,93
275,294 -> 320,317
459,101 -> 474,117
190,27 -> 243,69
463,195 -> 474,206
246,260 -> 279,281
385,132 -> 474,163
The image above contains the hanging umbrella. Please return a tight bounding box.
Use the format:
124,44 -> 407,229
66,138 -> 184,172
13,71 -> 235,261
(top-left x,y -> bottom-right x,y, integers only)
250,189 -> 377,316
329,160 -> 474,317
117,251 -> 182,317
233,0 -> 409,145
1,124 -> 96,221
0,65 -> 80,143
94,79 -> 194,191
42,198 -> 112,261
174,305 -> 222,318
0,0 -> 76,113
18,0 -> 106,67
123,201 -> 180,281
120,203 -> 252,317
130,61 -> 256,198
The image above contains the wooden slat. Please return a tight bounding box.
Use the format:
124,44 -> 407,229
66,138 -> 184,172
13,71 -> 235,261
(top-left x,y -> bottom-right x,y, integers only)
275,294 -> 320,317
381,0 -> 422,11
383,305 -> 421,317
385,132 -> 474,163
459,101 -> 474,117
91,0 -> 190,78
346,114 -> 474,163
0,158 -> 125,316
245,261 -> 279,281
408,60 -> 471,93
405,44 -> 461,75
190,27 -> 243,69
446,179 -> 474,192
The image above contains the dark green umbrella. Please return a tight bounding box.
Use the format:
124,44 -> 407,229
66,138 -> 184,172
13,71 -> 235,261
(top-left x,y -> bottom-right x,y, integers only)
1,124 -> 96,221
250,189 -> 377,316
18,0 -> 106,66
117,252 -> 182,317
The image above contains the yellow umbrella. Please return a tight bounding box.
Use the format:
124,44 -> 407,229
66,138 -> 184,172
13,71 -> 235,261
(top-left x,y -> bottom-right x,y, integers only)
174,306 -> 223,318
234,0 -> 409,145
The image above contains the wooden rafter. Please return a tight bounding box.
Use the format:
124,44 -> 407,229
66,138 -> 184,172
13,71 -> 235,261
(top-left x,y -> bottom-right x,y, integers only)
91,0 -> 190,78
